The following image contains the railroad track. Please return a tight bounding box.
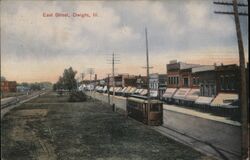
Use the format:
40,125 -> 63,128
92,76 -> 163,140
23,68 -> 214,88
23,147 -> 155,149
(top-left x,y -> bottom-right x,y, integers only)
1,91 -> 47,119
1,97 -> 20,109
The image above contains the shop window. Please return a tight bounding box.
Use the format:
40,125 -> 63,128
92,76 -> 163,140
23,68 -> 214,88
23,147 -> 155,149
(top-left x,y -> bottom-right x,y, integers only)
220,76 -> 225,90
193,77 -> 196,85
184,78 -> 189,87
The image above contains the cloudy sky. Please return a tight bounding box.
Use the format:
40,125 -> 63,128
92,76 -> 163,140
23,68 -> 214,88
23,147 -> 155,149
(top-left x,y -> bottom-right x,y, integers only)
1,0 -> 248,83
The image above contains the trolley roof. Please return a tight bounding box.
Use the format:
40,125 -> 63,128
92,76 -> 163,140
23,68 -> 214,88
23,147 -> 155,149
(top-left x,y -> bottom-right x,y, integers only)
127,97 -> 163,104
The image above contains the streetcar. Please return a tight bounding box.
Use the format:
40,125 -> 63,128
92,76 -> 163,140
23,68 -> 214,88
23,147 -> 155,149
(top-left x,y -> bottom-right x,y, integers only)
126,95 -> 163,126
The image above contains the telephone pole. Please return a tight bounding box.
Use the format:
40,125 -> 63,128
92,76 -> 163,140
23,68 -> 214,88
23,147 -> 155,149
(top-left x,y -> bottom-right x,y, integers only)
145,28 -> 152,125
106,52 -> 120,111
214,0 -> 248,159
107,74 -> 111,105
87,68 -> 95,95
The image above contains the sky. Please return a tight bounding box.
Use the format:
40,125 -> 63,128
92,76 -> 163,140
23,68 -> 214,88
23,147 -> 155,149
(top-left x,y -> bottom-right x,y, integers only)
1,0 -> 249,83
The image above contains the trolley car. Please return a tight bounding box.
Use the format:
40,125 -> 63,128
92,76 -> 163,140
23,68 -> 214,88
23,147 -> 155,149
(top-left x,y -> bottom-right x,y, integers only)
126,95 -> 163,126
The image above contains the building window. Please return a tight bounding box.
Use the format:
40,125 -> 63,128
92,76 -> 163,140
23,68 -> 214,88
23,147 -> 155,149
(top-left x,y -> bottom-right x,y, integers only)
193,77 -> 196,85
200,84 -> 204,96
176,77 -> 179,85
225,76 -> 229,90
183,78 -> 189,87
220,76 -> 225,90
211,85 -> 215,96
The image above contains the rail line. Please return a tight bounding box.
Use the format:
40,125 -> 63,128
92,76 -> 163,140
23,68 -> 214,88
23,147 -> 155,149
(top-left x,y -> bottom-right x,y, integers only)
1,91 -> 47,119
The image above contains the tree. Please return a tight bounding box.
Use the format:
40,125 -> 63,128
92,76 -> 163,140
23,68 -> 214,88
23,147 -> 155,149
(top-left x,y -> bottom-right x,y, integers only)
62,67 -> 77,91
30,83 -> 41,91
54,67 -> 77,91
21,82 -> 29,87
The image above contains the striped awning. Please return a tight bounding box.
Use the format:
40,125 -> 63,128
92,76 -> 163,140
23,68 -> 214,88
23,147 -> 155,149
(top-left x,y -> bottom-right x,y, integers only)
124,86 -> 132,93
173,88 -> 191,100
120,87 -> 127,93
116,87 -> 123,93
140,89 -> 148,96
185,89 -> 200,101
195,96 -> 214,105
163,88 -> 177,98
210,93 -> 239,108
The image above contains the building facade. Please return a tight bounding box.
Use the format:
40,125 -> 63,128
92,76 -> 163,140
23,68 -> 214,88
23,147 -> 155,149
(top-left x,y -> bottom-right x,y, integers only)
215,64 -> 240,94
166,60 -> 200,88
192,65 -> 216,97
1,81 -> 17,92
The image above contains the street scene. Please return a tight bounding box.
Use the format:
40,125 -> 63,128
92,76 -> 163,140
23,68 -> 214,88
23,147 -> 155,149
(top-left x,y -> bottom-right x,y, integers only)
1,0 -> 249,160
1,92 -> 213,160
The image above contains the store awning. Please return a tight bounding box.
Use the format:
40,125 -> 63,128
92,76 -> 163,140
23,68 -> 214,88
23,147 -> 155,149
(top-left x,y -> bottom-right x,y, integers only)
139,89 -> 144,94
95,86 -> 99,91
129,87 -> 137,94
210,93 -> 239,108
116,87 -> 123,93
163,88 -> 177,98
185,89 -> 200,101
102,86 -> 107,92
114,87 -> 122,92
120,87 -> 127,93
109,87 -> 114,92
134,89 -> 140,94
97,86 -> 103,91
173,88 -> 191,100
140,89 -> 148,96
150,90 -> 158,97
195,96 -> 214,105
124,86 -> 132,93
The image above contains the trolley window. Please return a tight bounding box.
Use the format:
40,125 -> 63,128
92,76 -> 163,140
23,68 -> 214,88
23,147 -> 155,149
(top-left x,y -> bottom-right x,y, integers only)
150,104 -> 160,112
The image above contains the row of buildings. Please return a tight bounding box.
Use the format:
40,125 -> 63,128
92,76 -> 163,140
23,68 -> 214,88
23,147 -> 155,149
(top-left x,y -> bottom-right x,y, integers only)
80,60 -> 249,109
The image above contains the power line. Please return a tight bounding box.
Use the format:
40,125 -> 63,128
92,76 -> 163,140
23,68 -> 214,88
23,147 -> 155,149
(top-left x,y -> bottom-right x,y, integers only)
214,1 -> 248,7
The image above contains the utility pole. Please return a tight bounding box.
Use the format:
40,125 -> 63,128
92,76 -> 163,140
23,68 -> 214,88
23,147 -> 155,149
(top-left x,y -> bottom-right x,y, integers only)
106,52 -> 120,111
112,52 -> 115,108
87,68 -> 95,95
214,1 -> 248,159
145,28 -> 151,125
107,74 -> 110,105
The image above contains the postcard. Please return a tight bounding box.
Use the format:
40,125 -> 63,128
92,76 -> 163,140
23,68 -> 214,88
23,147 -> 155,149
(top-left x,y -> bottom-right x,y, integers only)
1,0 -> 249,160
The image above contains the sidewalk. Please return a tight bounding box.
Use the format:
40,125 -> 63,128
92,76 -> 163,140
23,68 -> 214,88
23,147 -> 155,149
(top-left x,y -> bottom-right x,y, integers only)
163,105 -> 241,126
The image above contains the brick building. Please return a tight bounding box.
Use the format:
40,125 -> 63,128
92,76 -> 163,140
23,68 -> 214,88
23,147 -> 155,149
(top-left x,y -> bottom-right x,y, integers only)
1,81 -> 17,92
192,65 -> 217,97
215,64 -> 240,94
166,60 -> 200,88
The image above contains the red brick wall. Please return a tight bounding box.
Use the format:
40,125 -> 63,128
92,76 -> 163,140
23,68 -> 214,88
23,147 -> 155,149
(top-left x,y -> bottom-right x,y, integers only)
1,81 -> 17,92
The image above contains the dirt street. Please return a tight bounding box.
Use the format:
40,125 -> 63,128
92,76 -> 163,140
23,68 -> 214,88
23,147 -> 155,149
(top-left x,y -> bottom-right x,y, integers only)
1,92 -> 214,160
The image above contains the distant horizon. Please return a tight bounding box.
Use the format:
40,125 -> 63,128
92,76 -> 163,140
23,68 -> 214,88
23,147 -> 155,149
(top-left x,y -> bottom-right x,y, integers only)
2,59 -> 248,84
1,0 -> 248,83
